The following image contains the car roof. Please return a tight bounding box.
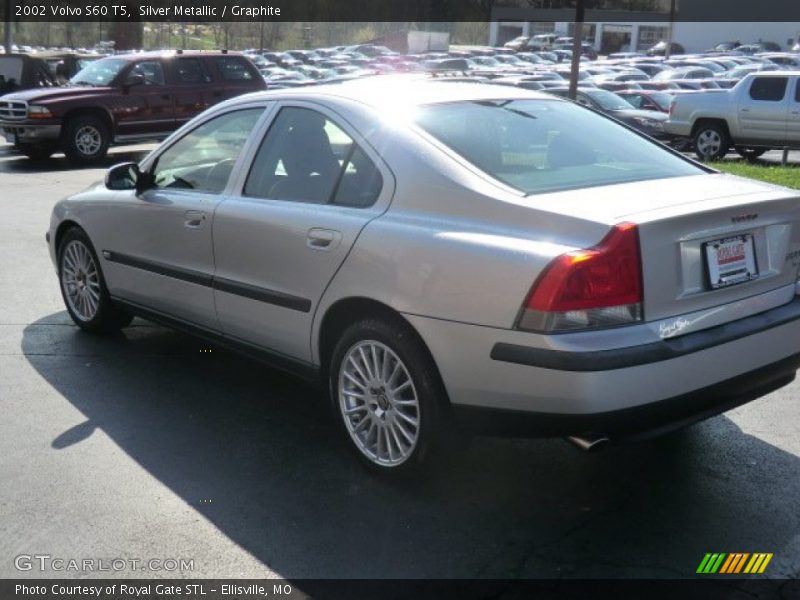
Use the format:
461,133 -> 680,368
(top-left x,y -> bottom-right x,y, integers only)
102,50 -> 242,61
31,51 -> 99,59
237,75 -> 555,108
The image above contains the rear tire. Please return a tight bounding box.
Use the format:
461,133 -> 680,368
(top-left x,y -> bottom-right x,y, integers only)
62,115 -> 110,164
693,122 -> 729,161
329,317 -> 448,474
57,227 -> 132,333
735,147 -> 767,162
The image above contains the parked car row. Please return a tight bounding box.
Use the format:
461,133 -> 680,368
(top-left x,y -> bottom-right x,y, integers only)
4,39 -> 800,163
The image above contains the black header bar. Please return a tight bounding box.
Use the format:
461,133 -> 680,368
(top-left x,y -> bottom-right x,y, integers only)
3,1 -> 800,22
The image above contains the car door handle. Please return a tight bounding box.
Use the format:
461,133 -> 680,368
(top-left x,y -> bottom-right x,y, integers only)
740,108 -> 750,113
184,210 -> 207,229
306,228 -> 341,250
161,94 -> 171,101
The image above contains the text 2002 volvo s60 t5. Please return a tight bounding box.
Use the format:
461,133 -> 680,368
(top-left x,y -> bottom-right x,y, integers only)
48,76 -> 800,472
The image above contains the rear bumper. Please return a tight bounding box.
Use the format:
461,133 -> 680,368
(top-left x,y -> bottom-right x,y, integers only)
405,295 -> 800,421
491,297 -> 800,372
454,352 -> 800,438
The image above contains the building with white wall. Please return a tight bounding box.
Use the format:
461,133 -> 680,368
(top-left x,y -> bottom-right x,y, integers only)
489,20 -> 800,54
489,1 -> 800,54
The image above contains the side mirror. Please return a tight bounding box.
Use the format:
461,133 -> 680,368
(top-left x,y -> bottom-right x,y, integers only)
105,162 -> 141,191
123,72 -> 145,88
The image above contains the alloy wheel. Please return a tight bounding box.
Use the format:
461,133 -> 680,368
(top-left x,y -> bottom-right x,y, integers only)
74,125 -> 102,156
338,340 -> 420,467
61,240 -> 101,321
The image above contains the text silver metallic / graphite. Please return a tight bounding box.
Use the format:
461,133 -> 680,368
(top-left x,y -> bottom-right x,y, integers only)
138,4 -> 281,17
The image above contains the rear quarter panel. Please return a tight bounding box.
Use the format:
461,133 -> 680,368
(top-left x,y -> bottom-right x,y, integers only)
310,120 -> 610,364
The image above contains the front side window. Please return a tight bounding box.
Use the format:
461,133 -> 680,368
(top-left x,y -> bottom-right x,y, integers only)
244,107 -> 382,207
130,61 -> 165,86
151,108 -> 263,194
415,99 -> 703,195
749,77 -> 788,101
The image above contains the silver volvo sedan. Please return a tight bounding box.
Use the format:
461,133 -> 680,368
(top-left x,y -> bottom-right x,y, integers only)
48,76 -> 800,472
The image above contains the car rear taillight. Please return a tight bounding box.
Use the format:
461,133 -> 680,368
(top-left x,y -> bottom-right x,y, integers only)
518,222 -> 643,332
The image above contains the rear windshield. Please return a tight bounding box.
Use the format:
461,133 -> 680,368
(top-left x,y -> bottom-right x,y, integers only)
415,99 -> 703,195
0,57 -> 23,83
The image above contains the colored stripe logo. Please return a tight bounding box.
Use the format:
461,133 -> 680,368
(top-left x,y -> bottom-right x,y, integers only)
697,553 -> 773,574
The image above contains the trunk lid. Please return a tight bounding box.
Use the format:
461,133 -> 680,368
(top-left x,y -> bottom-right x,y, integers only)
531,173 -> 800,323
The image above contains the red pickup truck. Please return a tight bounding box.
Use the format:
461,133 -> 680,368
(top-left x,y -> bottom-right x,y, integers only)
0,50 -> 266,162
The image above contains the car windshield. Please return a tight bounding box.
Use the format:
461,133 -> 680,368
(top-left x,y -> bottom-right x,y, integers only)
69,57 -> 128,86
585,89 -> 634,111
415,99 -> 702,195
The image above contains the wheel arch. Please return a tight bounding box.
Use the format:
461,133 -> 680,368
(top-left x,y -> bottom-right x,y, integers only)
316,296 -> 451,406
61,107 -> 114,137
690,117 -> 732,140
54,219 -> 84,253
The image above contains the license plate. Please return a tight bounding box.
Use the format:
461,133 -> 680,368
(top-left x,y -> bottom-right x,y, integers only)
704,234 -> 758,289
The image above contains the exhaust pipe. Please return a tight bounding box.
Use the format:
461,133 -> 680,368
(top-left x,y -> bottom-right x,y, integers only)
566,435 -> 610,452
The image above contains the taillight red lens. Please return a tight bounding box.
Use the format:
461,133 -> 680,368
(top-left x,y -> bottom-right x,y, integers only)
527,222 -> 643,313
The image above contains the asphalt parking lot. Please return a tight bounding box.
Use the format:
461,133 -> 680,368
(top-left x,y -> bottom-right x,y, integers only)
1,142 -> 799,582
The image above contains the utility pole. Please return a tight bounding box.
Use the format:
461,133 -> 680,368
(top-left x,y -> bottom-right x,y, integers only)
4,0 -> 13,54
568,0 -> 585,100
665,0 -> 676,59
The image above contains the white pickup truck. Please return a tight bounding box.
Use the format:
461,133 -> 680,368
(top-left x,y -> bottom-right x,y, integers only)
665,71 -> 800,161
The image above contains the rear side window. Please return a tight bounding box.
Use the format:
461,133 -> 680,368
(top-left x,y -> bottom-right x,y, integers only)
333,146 -> 383,208
214,57 -> 254,81
173,58 -> 211,84
415,99 -> 702,195
749,77 -> 787,101
244,107 -> 382,207
795,81 -> 800,102
0,57 -> 23,92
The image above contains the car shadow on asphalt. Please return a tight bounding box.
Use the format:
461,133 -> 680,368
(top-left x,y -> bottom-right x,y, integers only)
20,313 -> 800,579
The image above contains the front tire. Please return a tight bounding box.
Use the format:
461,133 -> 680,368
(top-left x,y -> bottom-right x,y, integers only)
329,318 -> 447,473
20,143 -> 57,161
58,227 -> 132,332
693,123 -> 729,161
62,115 -> 110,164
